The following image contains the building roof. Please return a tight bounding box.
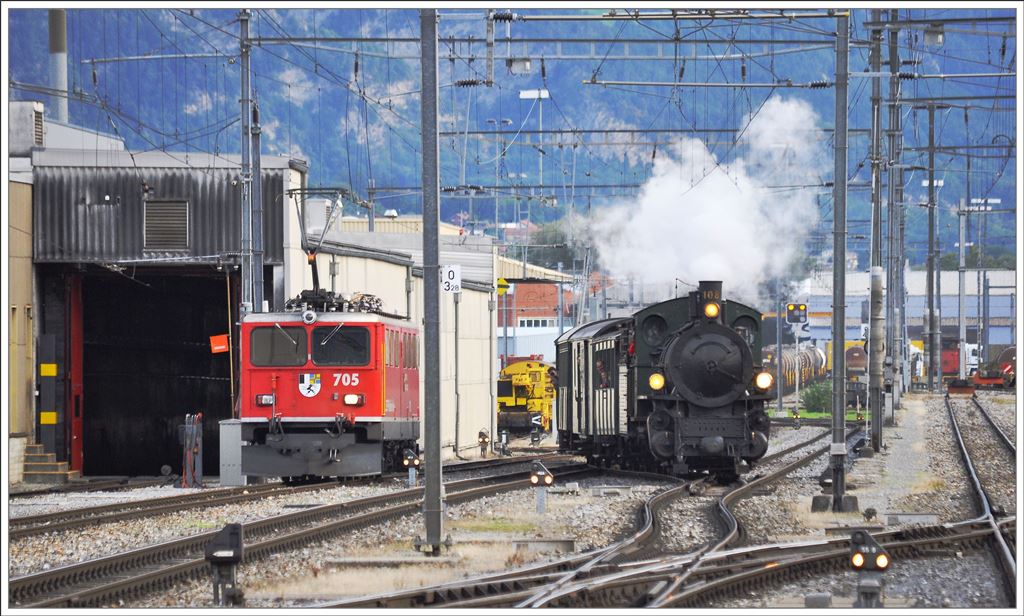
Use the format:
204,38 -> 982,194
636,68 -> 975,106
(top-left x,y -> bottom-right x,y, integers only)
335,215 -> 464,235
800,269 -> 1016,296
32,148 -> 306,171
315,230 -> 496,286
495,256 -> 573,283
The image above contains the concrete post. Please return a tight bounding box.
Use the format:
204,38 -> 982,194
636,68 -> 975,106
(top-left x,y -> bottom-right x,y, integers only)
239,10 -> 253,315
419,8 -> 444,555
830,11 -> 852,513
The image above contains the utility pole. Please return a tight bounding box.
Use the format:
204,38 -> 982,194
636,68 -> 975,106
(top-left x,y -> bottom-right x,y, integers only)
251,96 -> 264,311
368,179 -> 376,232
776,279 -> 783,417
557,262 -> 565,334
867,9 -> 884,452
925,104 -> 937,392
885,8 -> 903,411
239,9 -> 253,315
418,8 -> 445,556
958,199 -> 967,379
830,11 -> 853,513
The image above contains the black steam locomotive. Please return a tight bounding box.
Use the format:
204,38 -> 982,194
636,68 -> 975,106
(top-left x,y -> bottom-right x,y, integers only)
555,281 -> 774,481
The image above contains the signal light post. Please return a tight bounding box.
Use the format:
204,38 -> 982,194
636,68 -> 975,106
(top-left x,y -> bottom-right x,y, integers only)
531,462 -> 555,513
786,303 -> 808,417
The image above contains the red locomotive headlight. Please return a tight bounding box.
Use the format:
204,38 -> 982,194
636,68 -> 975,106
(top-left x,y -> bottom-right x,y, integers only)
256,394 -> 275,406
343,394 -> 365,406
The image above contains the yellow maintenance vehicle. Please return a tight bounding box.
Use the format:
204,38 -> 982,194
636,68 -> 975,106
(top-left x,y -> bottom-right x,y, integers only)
497,359 -> 556,433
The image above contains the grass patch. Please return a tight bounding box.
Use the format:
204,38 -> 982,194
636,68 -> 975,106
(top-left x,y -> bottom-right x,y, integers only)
451,517 -> 538,533
185,519 -> 223,530
911,477 -> 946,493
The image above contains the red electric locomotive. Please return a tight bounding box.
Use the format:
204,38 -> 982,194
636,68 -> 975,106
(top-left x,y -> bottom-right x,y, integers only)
239,289 -> 420,481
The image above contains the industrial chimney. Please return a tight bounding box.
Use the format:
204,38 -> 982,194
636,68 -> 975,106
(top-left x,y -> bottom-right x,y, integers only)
48,9 -> 68,124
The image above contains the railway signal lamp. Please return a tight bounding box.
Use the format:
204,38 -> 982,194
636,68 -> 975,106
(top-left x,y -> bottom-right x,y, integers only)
478,430 -> 490,457
531,461 -> 554,514
530,461 -> 555,486
205,523 -> 245,606
850,529 -> 890,608
786,303 -> 808,324
403,448 -> 420,488
850,530 -> 890,571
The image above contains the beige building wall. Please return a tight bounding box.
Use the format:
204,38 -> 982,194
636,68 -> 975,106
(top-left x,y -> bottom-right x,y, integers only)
416,281 -> 495,458
281,205 -> 497,461
8,180 -> 35,439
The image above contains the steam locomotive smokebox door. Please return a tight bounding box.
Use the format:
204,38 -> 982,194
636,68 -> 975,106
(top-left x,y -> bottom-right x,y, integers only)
663,327 -> 753,408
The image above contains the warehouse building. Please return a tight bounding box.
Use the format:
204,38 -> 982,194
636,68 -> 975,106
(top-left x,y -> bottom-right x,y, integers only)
301,214 -> 568,460
8,100 -> 308,481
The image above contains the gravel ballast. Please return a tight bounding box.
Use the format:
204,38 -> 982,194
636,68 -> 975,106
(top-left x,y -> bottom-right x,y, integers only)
125,475 -> 673,608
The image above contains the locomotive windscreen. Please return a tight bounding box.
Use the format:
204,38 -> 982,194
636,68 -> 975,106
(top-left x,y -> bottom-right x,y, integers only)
250,326 -> 308,366
497,380 -> 514,397
312,326 -> 370,366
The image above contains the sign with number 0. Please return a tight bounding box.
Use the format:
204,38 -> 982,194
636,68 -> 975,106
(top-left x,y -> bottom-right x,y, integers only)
440,265 -> 462,293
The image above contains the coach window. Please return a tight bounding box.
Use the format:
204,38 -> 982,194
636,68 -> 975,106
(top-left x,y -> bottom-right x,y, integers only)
312,326 -> 371,366
250,326 -> 308,366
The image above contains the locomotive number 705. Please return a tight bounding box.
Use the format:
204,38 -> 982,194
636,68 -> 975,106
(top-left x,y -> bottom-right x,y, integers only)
333,373 -> 361,387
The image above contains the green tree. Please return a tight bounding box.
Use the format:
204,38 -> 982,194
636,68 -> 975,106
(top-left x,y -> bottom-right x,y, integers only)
527,222 -> 576,271
800,382 -> 832,414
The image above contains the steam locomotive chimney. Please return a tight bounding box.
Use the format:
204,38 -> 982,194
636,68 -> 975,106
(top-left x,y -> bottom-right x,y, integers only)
694,280 -> 724,322
698,281 -> 723,300
48,9 -> 68,124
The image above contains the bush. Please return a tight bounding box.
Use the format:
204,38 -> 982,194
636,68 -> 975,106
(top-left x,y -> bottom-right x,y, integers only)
800,382 -> 832,414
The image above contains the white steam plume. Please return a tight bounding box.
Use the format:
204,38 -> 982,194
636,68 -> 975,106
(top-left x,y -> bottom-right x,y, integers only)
590,96 -> 826,307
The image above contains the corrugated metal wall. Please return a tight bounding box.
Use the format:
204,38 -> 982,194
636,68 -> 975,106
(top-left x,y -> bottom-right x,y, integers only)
33,166 -> 285,264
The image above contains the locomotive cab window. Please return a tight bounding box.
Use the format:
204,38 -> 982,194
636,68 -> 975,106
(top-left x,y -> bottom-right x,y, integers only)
250,326 -> 308,366
313,326 -> 371,366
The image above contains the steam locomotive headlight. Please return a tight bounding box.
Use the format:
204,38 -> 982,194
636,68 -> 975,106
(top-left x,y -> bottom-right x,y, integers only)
648,373 -> 666,391
754,371 -> 774,391
256,394 -> 275,406
703,302 -> 720,319
343,394 -> 365,406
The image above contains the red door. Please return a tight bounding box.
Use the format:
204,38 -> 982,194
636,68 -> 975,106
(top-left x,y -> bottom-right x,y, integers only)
68,275 -> 84,472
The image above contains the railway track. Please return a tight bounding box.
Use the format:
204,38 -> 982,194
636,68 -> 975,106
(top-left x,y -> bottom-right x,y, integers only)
648,396 -> 1019,608
9,454 -> 573,541
9,477 -> 174,499
944,393 -> 1016,601
319,427 -> 842,608
9,459 -> 590,608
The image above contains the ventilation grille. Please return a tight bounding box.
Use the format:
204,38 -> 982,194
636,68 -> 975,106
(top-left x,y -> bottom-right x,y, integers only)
144,200 -> 189,250
33,110 -> 44,146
